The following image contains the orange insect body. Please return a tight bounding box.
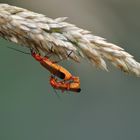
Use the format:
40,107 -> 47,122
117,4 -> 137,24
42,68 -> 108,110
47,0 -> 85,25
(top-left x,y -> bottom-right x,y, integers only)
31,51 -> 81,92
50,76 -> 81,92
31,52 -> 72,80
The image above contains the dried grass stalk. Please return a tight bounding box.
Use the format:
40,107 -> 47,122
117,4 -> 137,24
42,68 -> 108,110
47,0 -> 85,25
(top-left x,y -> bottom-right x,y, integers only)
0,4 -> 140,76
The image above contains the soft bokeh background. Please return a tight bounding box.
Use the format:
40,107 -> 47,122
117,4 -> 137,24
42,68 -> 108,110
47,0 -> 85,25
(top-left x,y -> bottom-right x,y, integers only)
0,0 -> 140,140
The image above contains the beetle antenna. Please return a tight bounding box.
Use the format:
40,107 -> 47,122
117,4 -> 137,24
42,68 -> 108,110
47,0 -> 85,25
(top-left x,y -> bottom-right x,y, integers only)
6,46 -> 30,55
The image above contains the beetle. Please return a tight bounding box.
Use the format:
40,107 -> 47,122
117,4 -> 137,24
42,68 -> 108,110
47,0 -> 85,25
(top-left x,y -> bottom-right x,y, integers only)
31,50 -> 81,92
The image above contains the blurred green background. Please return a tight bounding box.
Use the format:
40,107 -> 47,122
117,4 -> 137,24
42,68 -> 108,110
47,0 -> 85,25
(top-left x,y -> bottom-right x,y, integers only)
0,0 -> 140,140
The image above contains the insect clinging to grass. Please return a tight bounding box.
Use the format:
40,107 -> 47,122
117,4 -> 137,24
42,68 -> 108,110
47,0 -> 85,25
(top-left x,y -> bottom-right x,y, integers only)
6,46 -> 81,92
0,4 -> 140,92
31,49 -> 81,92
